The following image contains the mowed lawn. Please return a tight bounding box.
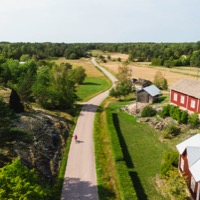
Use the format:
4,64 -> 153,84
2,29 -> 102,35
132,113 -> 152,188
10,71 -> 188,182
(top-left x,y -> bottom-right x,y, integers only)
53,57 -> 111,102
77,77 -> 110,101
109,101 -> 171,200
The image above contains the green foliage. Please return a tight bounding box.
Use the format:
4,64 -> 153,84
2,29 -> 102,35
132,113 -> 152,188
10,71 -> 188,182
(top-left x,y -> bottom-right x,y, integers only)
160,151 -> 178,178
20,54 -> 30,62
151,58 -> 163,66
188,112 -> 199,127
32,62 -> 85,110
180,110 -> 188,124
0,159 -> 49,199
110,63 -> 132,98
153,71 -> 168,90
159,104 -> 171,118
106,109 -> 124,161
106,108 -> 137,199
70,66 -> 87,84
164,122 -> 180,138
0,98 -> 14,136
164,170 -> 189,200
141,105 -> 156,117
116,161 -> 137,200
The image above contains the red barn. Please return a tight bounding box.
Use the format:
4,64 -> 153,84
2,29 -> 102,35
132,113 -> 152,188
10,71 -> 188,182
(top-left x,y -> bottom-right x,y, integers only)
170,79 -> 200,113
176,134 -> 200,200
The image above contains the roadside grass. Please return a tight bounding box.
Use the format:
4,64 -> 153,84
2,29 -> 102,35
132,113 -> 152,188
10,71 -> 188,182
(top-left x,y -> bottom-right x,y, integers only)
109,100 -> 171,200
77,76 -> 111,102
94,99 -> 121,200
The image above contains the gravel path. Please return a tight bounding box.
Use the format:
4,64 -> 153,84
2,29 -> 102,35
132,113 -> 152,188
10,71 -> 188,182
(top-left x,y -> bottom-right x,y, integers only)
61,58 -> 117,200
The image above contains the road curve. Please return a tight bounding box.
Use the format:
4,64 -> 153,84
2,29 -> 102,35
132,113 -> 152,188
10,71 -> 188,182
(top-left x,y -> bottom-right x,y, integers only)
61,58 -> 117,200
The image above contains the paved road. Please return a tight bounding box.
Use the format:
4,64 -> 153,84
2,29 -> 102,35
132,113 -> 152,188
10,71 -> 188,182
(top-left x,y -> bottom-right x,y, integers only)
61,58 -> 117,200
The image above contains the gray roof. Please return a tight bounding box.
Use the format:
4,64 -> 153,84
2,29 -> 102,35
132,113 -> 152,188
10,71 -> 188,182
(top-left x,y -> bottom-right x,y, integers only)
176,134 -> 200,182
142,85 -> 160,97
187,147 -> 200,167
170,78 -> 200,99
176,134 -> 200,154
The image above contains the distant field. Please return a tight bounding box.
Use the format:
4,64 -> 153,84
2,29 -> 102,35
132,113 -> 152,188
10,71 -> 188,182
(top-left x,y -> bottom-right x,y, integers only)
101,60 -> 200,86
54,57 -> 104,77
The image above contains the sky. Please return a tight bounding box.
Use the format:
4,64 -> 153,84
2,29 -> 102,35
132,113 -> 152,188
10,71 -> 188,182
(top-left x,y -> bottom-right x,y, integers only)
0,0 -> 200,43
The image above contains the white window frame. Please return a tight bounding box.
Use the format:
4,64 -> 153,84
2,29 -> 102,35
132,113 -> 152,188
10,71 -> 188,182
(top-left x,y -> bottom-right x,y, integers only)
191,100 -> 196,109
191,176 -> 196,192
174,93 -> 178,101
180,157 -> 184,171
180,96 -> 185,104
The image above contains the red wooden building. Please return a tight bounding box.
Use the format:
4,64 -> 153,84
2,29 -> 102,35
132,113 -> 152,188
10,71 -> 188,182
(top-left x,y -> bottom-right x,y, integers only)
176,134 -> 200,200
170,79 -> 200,113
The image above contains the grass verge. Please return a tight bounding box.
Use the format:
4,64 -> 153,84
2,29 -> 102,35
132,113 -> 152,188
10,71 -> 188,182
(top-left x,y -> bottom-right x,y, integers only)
94,99 -> 121,200
77,76 -> 111,102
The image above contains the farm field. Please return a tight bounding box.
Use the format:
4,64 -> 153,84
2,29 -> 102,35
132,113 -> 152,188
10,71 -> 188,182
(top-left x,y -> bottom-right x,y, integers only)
100,59 -> 200,86
53,57 -> 111,102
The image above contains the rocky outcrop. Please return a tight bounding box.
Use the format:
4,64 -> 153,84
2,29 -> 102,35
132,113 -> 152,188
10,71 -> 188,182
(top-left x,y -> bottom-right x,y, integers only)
13,110 -> 70,182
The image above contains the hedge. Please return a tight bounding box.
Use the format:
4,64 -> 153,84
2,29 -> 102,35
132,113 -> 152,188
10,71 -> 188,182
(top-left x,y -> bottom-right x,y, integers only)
106,108 -> 137,200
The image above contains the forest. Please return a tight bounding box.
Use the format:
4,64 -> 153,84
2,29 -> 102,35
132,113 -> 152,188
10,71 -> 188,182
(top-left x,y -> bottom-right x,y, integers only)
0,41 -> 200,68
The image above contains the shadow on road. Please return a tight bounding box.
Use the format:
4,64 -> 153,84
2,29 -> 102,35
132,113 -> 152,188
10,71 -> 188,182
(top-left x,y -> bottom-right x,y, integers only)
61,177 -> 98,200
81,104 -> 101,113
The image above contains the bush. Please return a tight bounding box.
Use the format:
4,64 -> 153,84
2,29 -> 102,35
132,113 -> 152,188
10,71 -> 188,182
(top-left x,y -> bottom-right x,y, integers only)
116,161 -> 137,200
188,112 -> 199,127
106,108 -> 137,199
160,105 -> 171,118
164,170 -> 189,200
164,122 -> 180,137
141,106 -> 157,117
180,110 -> 188,124
160,152 -> 178,178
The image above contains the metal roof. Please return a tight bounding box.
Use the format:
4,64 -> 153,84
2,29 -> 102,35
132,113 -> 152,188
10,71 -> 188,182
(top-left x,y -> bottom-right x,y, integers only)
176,134 -> 200,182
190,159 -> 200,182
170,78 -> 200,99
187,147 -> 200,167
142,85 -> 161,97
176,134 -> 200,154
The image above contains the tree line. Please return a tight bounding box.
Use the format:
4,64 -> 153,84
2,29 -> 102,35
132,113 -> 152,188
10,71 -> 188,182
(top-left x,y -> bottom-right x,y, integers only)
0,56 -> 86,111
1,42 -> 200,67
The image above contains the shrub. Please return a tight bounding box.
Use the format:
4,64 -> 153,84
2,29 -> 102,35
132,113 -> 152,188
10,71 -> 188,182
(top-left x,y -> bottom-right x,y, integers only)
164,169 -> 189,200
164,122 -> 180,137
141,106 -> 156,117
180,110 -> 188,124
188,112 -> 199,127
160,104 -> 171,118
160,151 -> 178,178
169,105 -> 176,118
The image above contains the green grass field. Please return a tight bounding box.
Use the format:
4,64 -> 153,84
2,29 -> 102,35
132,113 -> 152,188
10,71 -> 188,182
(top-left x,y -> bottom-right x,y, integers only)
76,77 -> 111,102
109,101 -> 171,200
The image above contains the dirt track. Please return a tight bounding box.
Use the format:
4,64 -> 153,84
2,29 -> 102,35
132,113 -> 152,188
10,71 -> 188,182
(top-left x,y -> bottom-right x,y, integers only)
61,58 -> 117,200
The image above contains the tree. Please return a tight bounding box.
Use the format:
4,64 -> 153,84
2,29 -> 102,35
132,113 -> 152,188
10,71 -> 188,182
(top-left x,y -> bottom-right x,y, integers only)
188,112 -> 199,127
0,159 -> 49,199
110,63 -> 132,98
0,97 -> 14,136
70,66 -> 86,84
153,71 -> 168,90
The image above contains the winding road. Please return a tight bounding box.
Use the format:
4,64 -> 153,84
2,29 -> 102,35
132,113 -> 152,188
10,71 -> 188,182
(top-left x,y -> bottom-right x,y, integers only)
61,58 -> 117,200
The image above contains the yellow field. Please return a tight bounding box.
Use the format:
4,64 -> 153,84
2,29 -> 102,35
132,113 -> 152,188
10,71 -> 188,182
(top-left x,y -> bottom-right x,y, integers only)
54,57 -> 104,77
101,60 -> 200,86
